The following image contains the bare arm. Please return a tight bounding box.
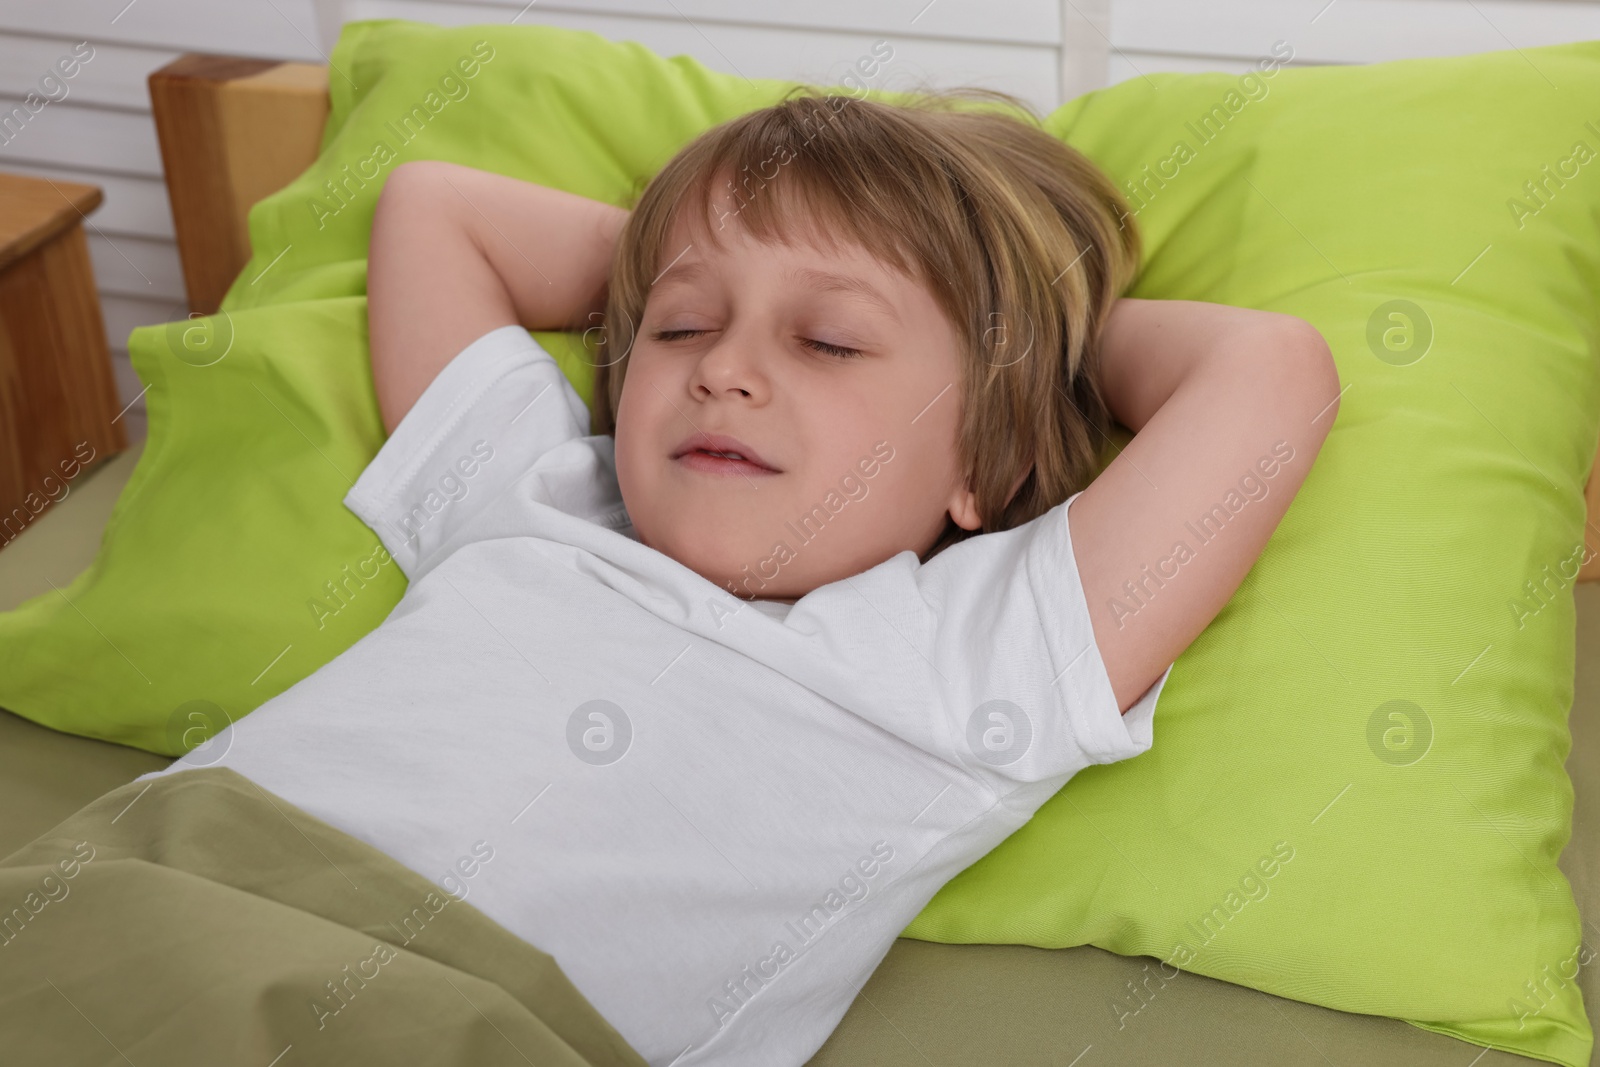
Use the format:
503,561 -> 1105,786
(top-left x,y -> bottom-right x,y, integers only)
366,160 -> 629,433
1071,298 -> 1342,712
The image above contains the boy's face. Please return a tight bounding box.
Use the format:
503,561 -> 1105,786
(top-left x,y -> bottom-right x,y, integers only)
612,201 -> 982,603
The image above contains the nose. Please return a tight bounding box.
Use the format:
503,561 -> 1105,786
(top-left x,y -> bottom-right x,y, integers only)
687,322 -> 771,405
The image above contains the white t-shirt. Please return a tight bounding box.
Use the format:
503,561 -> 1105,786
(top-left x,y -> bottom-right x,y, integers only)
145,325 -> 1171,1067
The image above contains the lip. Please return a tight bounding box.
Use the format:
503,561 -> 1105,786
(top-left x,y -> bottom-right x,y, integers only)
671,431 -> 781,474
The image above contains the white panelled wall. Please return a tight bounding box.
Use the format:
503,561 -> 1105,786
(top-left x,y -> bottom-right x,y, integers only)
0,0 -> 325,442
3,0 -> 1598,441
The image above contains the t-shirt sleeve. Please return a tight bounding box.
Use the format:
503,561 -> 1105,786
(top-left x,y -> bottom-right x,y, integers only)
343,325 -> 590,579
795,488 -> 1172,786
930,488 -> 1172,780
1029,490 -> 1173,762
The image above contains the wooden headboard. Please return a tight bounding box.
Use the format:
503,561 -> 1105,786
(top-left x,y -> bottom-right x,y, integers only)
148,56 -> 330,316
146,54 -> 1600,583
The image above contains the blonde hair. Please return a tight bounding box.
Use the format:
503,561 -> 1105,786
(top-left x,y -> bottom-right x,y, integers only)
589,85 -> 1141,561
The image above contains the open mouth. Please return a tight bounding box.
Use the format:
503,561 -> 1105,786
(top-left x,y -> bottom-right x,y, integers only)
675,449 -> 781,476
671,432 -> 781,475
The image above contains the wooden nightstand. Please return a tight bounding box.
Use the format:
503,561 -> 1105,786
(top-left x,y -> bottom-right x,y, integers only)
0,171 -> 127,550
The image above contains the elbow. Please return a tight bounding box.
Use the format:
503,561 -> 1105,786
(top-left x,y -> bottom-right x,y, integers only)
1264,314 -> 1342,435
372,161 -> 425,243
374,160 -> 468,228
376,159 -> 441,214
1295,319 -> 1342,435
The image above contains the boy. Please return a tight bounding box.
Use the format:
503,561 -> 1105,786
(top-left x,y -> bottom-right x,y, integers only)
152,88 -> 1338,1065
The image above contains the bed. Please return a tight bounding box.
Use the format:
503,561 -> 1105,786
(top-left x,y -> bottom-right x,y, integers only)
2,447 -> 1597,1063
1,29 -> 1597,1063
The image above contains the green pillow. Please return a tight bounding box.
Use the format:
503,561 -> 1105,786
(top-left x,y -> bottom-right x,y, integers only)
0,20 -> 1593,1065
908,45 -> 1600,1067
0,24 -> 805,752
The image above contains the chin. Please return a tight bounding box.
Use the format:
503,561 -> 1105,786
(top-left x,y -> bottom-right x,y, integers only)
635,517 -> 738,583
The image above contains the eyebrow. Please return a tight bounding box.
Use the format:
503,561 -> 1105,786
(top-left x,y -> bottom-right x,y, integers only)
652,256 -> 709,290
788,266 -> 902,324
652,259 -> 902,324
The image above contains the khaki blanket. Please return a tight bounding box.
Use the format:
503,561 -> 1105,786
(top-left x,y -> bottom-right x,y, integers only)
0,766 -> 648,1066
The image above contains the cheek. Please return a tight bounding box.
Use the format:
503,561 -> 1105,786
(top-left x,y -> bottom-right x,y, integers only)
806,385 -> 915,480
613,355 -> 660,442
612,354 -> 676,502
611,373 -> 648,491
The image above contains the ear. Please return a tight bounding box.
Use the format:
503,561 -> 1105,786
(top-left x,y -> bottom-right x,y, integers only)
946,466 -> 1032,532
947,483 -> 983,532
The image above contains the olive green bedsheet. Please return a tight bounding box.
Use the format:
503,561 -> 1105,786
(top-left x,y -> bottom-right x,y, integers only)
0,765 -> 649,1066
2,447 -> 1593,1066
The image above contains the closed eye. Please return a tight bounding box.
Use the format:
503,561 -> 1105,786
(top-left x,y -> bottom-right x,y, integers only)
801,337 -> 863,360
651,328 -> 862,360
